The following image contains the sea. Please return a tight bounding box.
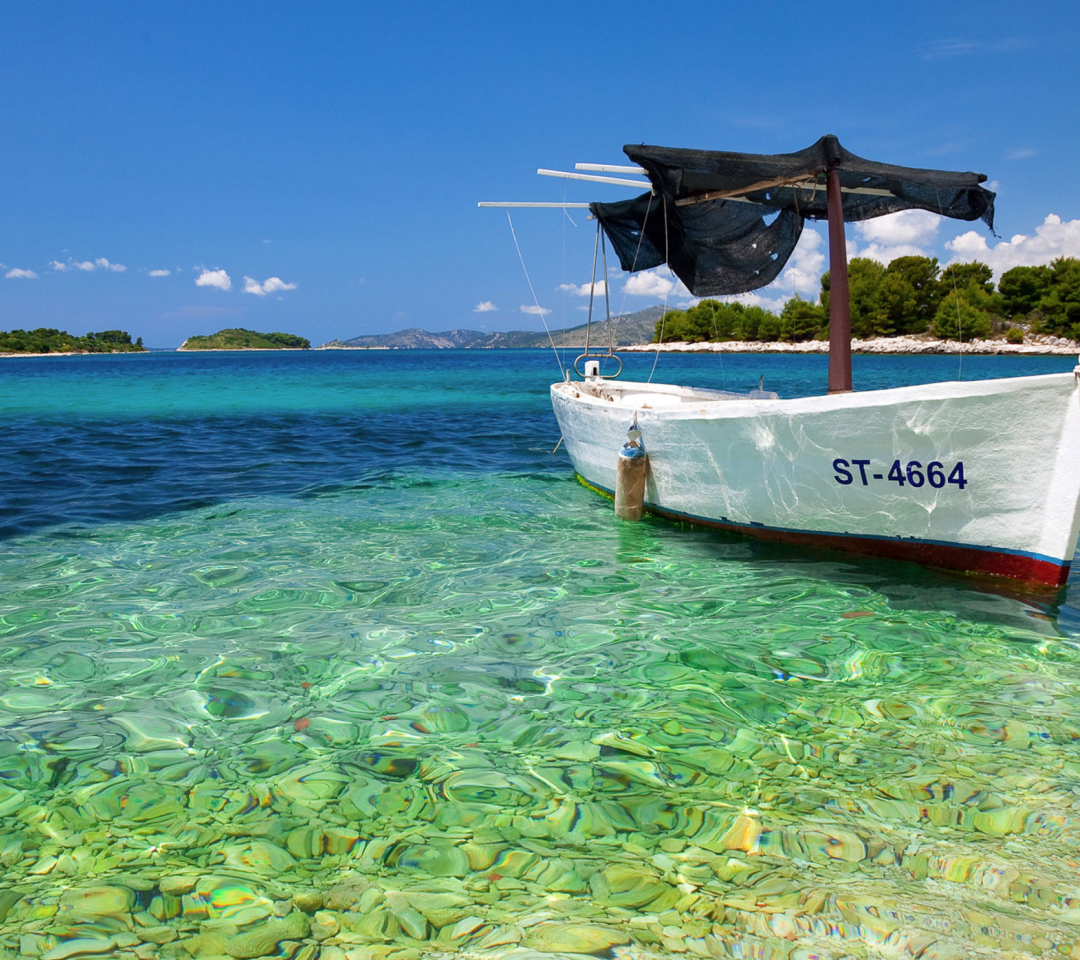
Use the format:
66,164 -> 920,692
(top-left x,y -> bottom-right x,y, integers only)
1,348 -> 1079,960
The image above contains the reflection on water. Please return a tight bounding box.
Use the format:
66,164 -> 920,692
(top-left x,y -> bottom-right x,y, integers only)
2,470 -> 1080,960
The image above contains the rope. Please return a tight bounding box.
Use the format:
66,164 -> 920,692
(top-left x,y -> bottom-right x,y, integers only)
949,265 -> 964,380
507,211 -> 564,376
648,196 -> 671,384
601,230 -> 614,353
584,221 -> 600,356
610,195 -> 655,347
709,298 -> 727,390
934,189 -> 963,380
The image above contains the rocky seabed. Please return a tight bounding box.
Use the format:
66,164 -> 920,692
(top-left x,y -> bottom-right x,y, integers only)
622,336 -> 1080,356
4,706 -> 1080,960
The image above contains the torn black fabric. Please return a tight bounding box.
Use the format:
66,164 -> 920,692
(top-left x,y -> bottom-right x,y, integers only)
590,134 -> 995,297
591,193 -> 803,297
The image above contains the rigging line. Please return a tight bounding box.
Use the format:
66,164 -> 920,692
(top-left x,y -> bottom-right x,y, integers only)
950,265 -> 964,380
601,230 -> 614,354
709,299 -> 727,390
612,196 -> 655,340
934,189 -> 963,380
649,195 -> 670,384
585,220 -> 601,357
507,210 -> 564,376
560,182 -> 567,361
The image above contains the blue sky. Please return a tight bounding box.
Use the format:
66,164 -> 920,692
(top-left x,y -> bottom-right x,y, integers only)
1,1 -> 1078,347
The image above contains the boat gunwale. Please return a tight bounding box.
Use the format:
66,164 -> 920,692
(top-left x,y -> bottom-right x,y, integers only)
551,370 -> 1079,418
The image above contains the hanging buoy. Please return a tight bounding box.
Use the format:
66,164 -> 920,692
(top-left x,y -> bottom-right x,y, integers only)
614,421 -> 647,521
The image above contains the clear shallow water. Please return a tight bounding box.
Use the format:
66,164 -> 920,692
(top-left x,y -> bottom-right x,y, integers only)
2,349 -> 1080,960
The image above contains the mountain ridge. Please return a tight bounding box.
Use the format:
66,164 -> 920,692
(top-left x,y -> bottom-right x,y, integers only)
318,306 -> 666,350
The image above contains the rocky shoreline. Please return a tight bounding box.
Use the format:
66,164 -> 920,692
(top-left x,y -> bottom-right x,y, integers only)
621,335 -> 1080,356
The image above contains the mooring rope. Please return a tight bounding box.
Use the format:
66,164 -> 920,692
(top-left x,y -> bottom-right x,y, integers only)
648,196 -> 671,383
507,211 -> 564,376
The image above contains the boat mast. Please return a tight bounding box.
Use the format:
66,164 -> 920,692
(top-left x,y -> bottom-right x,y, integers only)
826,161 -> 852,393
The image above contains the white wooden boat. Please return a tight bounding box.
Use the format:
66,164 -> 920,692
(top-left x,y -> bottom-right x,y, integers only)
485,136 -> 1080,586
551,370 -> 1080,586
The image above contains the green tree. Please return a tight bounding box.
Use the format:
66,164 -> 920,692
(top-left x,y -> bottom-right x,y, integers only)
821,258 -> 890,338
933,289 -> 991,341
87,329 -> 133,344
879,256 -> 939,334
940,261 -> 994,295
779,297 -> 827,341
653,309 -> 686,343
998,264 -> 1052,318
1033,257 -> 1080,339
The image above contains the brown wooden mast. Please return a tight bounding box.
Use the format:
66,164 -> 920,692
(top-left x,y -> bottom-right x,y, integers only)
826,161 -> 852,394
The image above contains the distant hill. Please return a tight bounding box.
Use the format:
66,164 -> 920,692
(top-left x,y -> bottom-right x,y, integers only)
320,306 -> 667,350
179,328 -> 311,351
0,327 -> 145,354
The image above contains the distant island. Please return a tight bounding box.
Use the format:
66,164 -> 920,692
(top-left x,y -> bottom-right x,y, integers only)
179,328 -> 311,351
0,328 -> 145,355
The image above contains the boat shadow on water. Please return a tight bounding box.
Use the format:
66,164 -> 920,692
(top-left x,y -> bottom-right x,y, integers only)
597,495 -> 1080,640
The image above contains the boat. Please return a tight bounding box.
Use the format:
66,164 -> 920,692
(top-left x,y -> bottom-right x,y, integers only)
487,136 -> 1080,587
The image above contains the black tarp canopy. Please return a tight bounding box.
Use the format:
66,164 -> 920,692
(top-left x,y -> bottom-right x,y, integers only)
590,135 -> 995,297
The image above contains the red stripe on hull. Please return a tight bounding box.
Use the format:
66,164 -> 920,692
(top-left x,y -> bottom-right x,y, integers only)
649,508 -> 1071,588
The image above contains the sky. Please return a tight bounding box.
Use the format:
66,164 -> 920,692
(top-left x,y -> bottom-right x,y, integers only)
1,2 -> 1078,348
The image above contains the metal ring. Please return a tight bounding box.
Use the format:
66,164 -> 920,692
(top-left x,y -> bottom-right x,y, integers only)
573,353 -> 624,379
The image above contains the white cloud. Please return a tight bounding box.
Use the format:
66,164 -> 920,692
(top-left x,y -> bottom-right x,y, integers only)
921,37 -> 1028,60
243,275 -> 297,296
50,256 -> 126,273
520,304 -> 551,316
5,267 -> 38,279
473,300 -> 497,312
945,214 -> 1080,279
557,280 -> 607,297
851,209 -> 941,264
622,268 -> 691,299
775,226 -> 826,298
857,209 -> 940,247
1008,148 -> 1038,161
196,268 -> 232,291
148,269 -> 171,278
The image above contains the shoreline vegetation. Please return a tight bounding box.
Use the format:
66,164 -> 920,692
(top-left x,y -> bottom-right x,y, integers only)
178,328 -> 310,351
650,255 -> 1080,351
0,328 -> 144,356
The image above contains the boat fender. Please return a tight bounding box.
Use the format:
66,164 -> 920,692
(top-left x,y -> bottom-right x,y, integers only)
615,421 -> 647,521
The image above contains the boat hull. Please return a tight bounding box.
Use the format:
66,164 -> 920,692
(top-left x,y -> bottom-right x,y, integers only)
551,372 -> 1080,586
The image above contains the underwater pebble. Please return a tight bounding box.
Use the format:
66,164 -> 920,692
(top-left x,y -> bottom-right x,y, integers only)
311,909 -> 340,940
41,939 -> 116,960
59,886 -> 134,918
292,891 -> 324,914
158,876 -> 196,896
525,922 -> 631,953
221,912 -> 311,959
135,926 -> 177,944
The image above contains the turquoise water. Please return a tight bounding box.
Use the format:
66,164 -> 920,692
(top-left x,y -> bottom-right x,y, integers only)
2,349 -> 1080,960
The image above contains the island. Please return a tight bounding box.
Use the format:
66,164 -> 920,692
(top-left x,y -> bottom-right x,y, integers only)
0,328 -> 145,355
178,328 -> 311,351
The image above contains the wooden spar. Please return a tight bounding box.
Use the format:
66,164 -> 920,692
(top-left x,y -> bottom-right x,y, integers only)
537,169 -> 652,189
575,163 -> 647,174
478,202 -> 591,208
675,181 -> 893,207
826,162 -> 853,394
